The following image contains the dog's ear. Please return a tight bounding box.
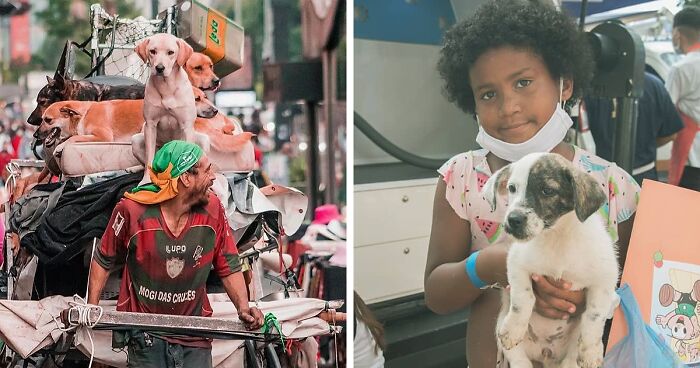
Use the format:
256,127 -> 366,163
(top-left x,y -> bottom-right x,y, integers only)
59,106 -> 82,119
176,38 -> 194,68
53,74 -> 65,88
571,169 -> 606,222
135,38 -> 150,63
46,76 -> 54,85
483,165 -> 511,211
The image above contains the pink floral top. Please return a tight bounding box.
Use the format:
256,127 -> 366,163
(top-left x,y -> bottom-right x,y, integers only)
437,147 -> 640,253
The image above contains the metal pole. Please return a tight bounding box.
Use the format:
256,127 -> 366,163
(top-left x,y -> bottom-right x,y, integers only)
307,101 -> 319,213
322,49 -> 336,205
613,96 -> 638,173
151,0 -> 159,19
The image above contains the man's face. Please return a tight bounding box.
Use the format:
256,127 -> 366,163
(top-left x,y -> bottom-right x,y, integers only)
183,155 -> 216,207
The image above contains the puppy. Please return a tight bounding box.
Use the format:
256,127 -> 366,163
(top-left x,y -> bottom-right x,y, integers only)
483,153 -> 619,368
133,33 -> 210,185
185,52 -> 220,91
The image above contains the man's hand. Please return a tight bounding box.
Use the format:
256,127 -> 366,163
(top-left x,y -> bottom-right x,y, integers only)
531,274 -> 586,320
239,307 -> 264,330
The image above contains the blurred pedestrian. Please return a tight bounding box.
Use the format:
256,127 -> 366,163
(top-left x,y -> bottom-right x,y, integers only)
584,72 -> 683,183
667,6 -> 700,191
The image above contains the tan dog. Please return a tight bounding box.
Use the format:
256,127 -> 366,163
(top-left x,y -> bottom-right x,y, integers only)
132,33 -> 209,185
185,52 -> 220,91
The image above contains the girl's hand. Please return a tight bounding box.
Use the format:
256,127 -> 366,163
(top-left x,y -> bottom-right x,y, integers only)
531,274 -> 586,320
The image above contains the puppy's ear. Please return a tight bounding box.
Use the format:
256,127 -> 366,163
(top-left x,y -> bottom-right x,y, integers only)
135,38 -> 150,63
59,106 -> 81,119
571,169 -> 606,222
483,165 -> 511,211
46,76 -> 54,85
176,38 -> 194,68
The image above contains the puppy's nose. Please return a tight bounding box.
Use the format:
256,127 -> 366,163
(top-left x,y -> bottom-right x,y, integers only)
507,211 -> 526,230
155,64 -> 165,74
212,78 -> 220,86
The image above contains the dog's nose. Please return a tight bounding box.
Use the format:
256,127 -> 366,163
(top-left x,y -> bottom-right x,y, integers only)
155,64 -> 165,74
507,211 -> 527,230
212,78 -> 220,86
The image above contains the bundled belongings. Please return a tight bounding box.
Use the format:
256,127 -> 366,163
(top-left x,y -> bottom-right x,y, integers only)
22,173 -> 140,265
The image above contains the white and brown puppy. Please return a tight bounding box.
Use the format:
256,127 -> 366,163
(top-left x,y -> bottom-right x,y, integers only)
483,152 -> 619,368
132,33 -> 210,185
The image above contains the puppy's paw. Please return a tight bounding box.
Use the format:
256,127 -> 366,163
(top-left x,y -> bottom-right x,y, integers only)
577,341 -> 604,368
497,319 -> 526,350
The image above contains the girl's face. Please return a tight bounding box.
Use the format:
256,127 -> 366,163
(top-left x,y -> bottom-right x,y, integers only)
469,47 -> 573,144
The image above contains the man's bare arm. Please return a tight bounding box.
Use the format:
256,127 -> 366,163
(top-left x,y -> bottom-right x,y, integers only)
87,259 -> 110,305
221,272 -> 264,329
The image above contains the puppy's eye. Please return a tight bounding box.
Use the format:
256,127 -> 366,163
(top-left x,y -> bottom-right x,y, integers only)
44,118 -> 52,124
195,96 -> 201,101
168,50 -> 175,55
194,66 -> 203,71
541,187 -> 555,196
508,184 -> 516,193
149,49 -> 156,55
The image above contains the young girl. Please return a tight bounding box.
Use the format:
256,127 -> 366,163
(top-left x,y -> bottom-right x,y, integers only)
424,1 -> 640,367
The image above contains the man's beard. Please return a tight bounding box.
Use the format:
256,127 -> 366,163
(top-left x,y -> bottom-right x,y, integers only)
191,187 -> 210,209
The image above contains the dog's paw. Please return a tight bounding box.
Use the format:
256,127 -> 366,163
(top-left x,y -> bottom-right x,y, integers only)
577,341 -> 604,368
497,321 -> 526,350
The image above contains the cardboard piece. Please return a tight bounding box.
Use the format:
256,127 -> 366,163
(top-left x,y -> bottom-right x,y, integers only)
608,180 -> 700,364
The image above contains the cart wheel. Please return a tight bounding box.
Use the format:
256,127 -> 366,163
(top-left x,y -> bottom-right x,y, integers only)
263,344 -> 281,368
244,340 -> 261,368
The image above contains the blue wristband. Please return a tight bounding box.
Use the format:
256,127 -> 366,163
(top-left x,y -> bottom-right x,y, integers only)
466,251 -> 488,289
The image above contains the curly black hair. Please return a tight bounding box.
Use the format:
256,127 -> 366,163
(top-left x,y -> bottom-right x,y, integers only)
437,0 -> 594,114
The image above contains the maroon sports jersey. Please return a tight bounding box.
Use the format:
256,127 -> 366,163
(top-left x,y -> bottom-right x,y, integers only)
95,192 -> 241,347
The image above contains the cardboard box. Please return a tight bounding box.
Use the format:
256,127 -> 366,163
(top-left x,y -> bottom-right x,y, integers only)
169,0 -> 245,78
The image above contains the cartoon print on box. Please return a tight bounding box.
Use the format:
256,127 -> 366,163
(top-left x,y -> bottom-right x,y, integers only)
651,255 -> 700,364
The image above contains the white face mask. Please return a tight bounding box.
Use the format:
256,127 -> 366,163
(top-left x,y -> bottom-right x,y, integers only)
475,79 -> 572,163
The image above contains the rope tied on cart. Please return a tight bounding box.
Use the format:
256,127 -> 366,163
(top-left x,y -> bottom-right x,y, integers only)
51,295 -> 104,368
262,312 -> 285,346
5,161 -> 21,193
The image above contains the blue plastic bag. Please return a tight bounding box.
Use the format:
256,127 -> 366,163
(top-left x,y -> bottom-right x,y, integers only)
603,284 -> 683,368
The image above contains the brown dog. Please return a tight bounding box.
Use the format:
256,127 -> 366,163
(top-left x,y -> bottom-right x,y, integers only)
185,52 -> 220,91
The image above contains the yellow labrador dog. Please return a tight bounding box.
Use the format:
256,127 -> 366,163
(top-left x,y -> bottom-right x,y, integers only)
132,33 -> 210,185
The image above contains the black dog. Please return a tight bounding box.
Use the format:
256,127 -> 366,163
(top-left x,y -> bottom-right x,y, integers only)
27,74 -> 145,126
